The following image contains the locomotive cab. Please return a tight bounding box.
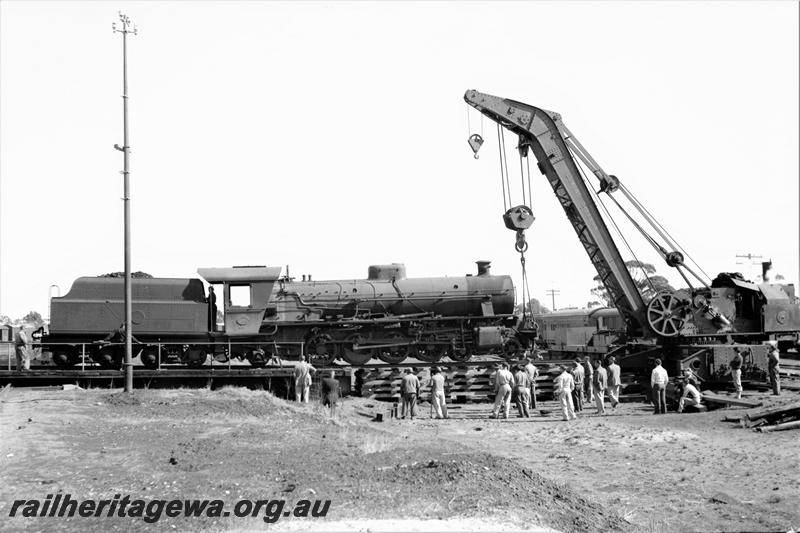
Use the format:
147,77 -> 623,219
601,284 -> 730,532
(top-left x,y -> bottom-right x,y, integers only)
197,266 -> 282,336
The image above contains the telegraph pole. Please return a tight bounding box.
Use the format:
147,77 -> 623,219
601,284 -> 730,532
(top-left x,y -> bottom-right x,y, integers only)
545,288 -> 560,311
113,13 -> 137,393
735,252 -> 762,281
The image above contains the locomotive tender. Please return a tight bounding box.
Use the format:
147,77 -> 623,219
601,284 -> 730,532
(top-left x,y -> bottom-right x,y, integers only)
44,261 -> 520,368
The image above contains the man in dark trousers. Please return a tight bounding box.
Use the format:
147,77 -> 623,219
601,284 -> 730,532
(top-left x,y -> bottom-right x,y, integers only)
320,370 -> 340,417
207,286 -> 218,332
766,340 -> 781,396
400,368 -> 421,419
730,348 -> 744,399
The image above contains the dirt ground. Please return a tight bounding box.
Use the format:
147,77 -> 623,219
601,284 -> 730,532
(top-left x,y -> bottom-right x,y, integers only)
0,385 -> 798,533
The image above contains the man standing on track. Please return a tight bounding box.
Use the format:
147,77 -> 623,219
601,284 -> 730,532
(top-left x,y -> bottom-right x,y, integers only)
606,356 -> 621,408
293,355 -> 316,403
491,362 -> 514,419
400,368 -> 421,419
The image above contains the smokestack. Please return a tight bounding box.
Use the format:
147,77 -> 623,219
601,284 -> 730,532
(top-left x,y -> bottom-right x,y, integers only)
476,261 -> 491,277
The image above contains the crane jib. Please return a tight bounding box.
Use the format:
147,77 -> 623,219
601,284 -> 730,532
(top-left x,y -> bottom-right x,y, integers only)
463,90 -> 654,338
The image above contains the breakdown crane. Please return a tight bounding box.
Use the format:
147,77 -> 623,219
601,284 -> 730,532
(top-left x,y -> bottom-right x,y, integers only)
464,90 -> 800,378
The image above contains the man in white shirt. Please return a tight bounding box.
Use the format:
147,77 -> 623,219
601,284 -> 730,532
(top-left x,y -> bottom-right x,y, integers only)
678,369 -> 703,413
491,363 -> 514,419
606,356 -> 621,408
650,358 -> 669,414
554,365 -> 577,421
293,355 -> 316,403
430,367 -> 448,419
524,358 -> 539,410
14,326 -> 31,372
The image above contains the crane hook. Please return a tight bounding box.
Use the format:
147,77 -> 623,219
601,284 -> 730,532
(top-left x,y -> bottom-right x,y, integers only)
468,134 -> 484,159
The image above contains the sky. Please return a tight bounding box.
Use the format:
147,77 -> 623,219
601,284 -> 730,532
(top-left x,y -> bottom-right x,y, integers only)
1,1 -> 798,320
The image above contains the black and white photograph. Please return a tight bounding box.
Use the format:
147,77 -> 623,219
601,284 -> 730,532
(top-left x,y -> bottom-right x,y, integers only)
1,1 -> 798,532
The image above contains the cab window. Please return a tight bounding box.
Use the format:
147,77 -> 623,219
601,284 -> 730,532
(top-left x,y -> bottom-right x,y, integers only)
229,285 -> 251,307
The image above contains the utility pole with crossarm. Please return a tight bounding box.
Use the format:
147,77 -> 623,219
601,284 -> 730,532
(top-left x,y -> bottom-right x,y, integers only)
112,12 -> 137,393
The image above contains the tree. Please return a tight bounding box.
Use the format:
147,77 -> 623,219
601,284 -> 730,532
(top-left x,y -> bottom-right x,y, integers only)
591,260 -> 674,307
515,297 -> 551,315
22,311 -> 44,327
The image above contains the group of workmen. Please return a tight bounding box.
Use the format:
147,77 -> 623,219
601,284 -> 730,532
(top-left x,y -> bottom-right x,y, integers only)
542,356 -> 621,421
288,339 -> 785,419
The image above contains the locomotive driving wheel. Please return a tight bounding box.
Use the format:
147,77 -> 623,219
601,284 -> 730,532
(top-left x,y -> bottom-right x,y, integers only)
647,291 -> 687,337
414,344 -> 444,363
341,333 -> 373,365
376,333 -> 408,364
306,333 -> 337,365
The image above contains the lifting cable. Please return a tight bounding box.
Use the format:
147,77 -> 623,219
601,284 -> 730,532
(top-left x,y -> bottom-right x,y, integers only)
618,183 -> 712,285
568,145 -> 658,297
496,124 -> 510,211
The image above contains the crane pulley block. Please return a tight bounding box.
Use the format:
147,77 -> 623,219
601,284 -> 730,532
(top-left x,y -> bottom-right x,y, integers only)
503,205 -> 535,231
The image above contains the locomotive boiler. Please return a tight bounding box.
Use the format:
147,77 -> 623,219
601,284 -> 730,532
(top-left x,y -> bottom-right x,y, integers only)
43,261 -> 521,368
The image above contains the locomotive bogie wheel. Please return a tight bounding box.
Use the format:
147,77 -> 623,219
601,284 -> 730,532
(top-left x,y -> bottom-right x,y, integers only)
502,338 -> 523,361
94,347 -> 123,369
246,349 -> 268,368
140,348 -> 160,369
647,291 -> 686,337
448,345 -> 473,363
182,347 -> 208,368
341,334 -> 374,365
376,333 -> 408,365
52,350 -> 77,367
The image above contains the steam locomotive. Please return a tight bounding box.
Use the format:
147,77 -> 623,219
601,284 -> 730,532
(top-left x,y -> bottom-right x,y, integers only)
43,261 -> 528,368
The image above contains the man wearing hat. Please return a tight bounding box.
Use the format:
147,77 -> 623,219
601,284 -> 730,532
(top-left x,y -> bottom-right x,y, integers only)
766,341 -> 781,396
400,368 -> 421,419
